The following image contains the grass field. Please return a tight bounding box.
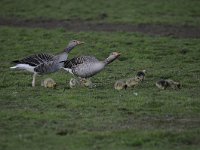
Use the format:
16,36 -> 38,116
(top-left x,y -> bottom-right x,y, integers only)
0,0 -> 200,150
0,0 -> 200,26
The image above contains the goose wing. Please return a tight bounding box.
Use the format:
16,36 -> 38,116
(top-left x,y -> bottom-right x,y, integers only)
34,60 -> 58,74
12,53 -> 54,67
64,56 -> 98,69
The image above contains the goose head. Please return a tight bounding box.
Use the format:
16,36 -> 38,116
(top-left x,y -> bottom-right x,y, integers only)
64,40 -> 84,53
104,52 -> 121,64
136,70 -> 146,81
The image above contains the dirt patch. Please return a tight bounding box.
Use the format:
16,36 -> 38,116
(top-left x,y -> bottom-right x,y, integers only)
0,18 -> 200,38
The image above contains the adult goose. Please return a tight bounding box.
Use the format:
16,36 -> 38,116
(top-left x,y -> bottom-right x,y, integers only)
62,52 -> 120,79
10,40 -> 84,87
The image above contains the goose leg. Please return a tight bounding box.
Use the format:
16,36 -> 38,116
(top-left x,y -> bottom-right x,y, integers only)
32,73 -> 37,87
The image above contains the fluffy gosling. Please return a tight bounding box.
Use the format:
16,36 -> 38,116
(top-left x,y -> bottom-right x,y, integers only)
41,78 -> 56,88
69,78 -> 81,88
126,76 -> 141,88
114,80 -> 127,90
69,78 -> 93,88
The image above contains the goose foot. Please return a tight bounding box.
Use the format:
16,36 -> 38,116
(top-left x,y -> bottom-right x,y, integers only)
32,73 -> 37,87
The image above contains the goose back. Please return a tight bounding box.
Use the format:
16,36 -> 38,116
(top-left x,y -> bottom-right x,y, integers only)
13,53 -> 54,67
64,56 -> 105,78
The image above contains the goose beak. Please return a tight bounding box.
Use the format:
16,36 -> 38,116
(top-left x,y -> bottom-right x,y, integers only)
77,41 -> 85,45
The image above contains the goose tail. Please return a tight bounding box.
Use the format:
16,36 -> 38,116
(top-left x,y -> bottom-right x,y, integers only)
10,66 -> 17,69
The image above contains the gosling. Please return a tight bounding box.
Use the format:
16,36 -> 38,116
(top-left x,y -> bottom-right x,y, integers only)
69,78 -> 93,88
114,80 -> 127,90
126,76 -> 141,88
41,78 -> 56,88
80,78 -> 93,88
69,78 -> 81,88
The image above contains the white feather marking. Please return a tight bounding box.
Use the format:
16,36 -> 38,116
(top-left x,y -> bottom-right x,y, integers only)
10,66 -> 17,69
62,67 -> 73,74
10,64 -> 35,73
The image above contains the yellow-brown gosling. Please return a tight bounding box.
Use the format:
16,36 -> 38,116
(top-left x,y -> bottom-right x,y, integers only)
69,78 -> 81,88
126,76 -> 141,88
41,78 -> 56,88
114,79 -> 127,90
80,78 -> 93,88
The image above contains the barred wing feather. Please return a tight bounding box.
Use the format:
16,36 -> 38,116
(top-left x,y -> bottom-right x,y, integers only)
13,53 -> 54,67
64,56 -> 98,68
34,61 -> 58,74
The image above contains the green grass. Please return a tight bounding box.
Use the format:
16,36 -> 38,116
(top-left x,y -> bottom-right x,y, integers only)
0,0 -> 200,26
0,27 -> 200,150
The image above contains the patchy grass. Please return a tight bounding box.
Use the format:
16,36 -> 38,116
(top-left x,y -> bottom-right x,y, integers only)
0,0 -> 200,26
0,27 -> 200,149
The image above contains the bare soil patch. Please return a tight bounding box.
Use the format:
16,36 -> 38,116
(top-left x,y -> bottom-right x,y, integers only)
0,18 -> 200,38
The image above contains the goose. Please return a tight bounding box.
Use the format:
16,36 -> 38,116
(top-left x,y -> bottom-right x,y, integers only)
41,78 -> 56,88
62,52 -> 120,80
10,40 -> 84,87
114,79 -> 127,90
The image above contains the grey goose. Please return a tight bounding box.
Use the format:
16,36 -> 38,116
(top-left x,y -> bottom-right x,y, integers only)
62,52 -> 120,79
10,40 -> 84,87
